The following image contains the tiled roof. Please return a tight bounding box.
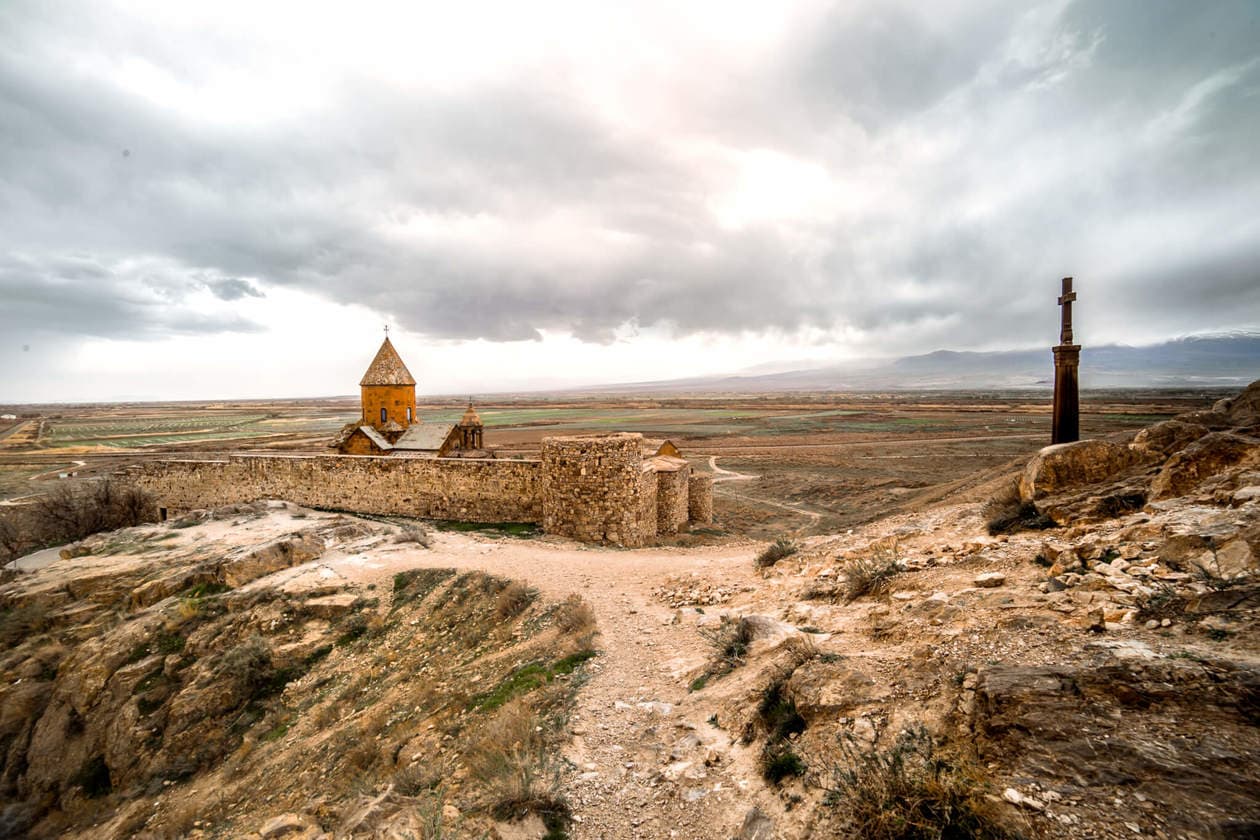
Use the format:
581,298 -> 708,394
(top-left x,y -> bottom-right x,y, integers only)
358,426 -> 393,450
392,423 -> 456,451
359,337 -> 417,386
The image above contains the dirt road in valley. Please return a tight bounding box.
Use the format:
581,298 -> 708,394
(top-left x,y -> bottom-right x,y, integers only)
327,533 -> 773,840
687,432 -> 1046,453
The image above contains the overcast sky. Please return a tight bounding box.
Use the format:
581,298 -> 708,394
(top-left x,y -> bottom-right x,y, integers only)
2,0 -> 1258,401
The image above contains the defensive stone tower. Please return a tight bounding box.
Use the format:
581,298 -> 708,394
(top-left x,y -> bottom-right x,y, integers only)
359,336 -> 417,432
541,433 -> 652,546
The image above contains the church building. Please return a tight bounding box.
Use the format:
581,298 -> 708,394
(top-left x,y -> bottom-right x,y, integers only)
333,335 -> 488,458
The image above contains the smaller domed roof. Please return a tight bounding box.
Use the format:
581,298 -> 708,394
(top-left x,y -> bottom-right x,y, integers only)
459,402 -> 483,427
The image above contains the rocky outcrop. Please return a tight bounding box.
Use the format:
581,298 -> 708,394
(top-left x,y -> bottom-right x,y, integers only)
970,658 -> 1260,836
1130,419 -> 1210,457
1150,431 -> 1260,500
1019,440 -> 1144,502
221,535 -> 324,587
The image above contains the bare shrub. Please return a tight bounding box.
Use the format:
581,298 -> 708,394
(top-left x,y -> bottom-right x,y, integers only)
824,726 -> 1019,840
30,480 -> 156,546
755,537 -> 799,570
495,582 -> 538,621
0,516 -> 23,563
699,615 -> 754,677
553,594 -> 596,636
843,548 -> 902,603
983,480 -> 1053,536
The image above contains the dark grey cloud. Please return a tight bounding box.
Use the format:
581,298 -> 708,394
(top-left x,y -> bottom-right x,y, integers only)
204,277 -> 263,301
1,0 -> 1258,357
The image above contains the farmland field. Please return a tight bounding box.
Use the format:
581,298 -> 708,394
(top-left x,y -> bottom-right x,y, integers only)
0,389 -> 1231,537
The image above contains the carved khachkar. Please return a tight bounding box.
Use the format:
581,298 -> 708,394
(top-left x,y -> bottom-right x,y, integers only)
1052,276 -> 1081,444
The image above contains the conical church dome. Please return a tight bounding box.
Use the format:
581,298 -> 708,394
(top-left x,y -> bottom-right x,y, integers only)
359,337 -> 416,387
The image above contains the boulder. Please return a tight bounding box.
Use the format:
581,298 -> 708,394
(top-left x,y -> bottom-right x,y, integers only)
974,572 -> 1006,588
1150,432 -> 1259,500
735,807 -> 775,840
1210,537 -> 1255,578
785,659 -> 884,719
1213,379 -> 1260,426
1019,440 -> 1143,502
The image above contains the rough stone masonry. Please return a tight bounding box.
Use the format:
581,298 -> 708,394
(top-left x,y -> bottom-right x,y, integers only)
123,433 -> 713,548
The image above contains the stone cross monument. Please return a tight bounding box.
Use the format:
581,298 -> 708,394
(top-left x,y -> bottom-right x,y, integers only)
1052,276 -> 1080,444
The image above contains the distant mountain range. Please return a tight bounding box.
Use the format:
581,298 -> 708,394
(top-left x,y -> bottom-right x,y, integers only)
583,333 -> 1260,393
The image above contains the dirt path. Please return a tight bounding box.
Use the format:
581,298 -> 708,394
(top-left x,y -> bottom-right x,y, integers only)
689,432 -> 1045,453
328,533 -> 770,840
707,455 -> 754,483
708,455 -> 824,524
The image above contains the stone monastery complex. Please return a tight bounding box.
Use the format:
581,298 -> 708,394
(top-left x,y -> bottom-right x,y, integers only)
127,336 -> 713,546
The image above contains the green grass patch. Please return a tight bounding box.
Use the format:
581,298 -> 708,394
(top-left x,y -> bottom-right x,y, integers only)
469,650 -> 598,712
432,520 -> 541,538
262,720 -> 291,742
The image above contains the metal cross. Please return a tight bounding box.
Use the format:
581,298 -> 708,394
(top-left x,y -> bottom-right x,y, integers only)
1058,277 -> 1076,345
383,324 -> 390,336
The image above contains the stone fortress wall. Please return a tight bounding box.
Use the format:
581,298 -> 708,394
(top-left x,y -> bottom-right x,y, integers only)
125,433 -> 713,547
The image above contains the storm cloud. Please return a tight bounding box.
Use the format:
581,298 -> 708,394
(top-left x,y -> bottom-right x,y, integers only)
2,0 -> 1258,360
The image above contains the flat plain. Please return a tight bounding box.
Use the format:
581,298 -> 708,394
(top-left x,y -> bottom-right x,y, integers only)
0,389 -> 1227,537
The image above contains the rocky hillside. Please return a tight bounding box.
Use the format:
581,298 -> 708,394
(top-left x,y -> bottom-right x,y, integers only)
0,506 -> 597,838
1,380 -> 1258,840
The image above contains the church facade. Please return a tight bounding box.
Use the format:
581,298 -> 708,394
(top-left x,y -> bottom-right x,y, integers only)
333,336 -> 487,458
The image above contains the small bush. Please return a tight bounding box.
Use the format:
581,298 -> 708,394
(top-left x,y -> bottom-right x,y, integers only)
824,726 -> 1018,840
699,615 -> 754,678
756,538 -> 799,569
495,582 -> 538,621
843,550 -> 901,603
984,481 -> 1054,536
553,595 -> 597,636
762,747 -> 806,784
32,480 -> 156,545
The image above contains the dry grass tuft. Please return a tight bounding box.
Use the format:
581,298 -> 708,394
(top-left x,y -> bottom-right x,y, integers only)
843,547 -> 902,603
553,594 -> 597,636
824,726 -> 1020,840
469,701 -> 571,837
495,582 -> 539,621
983,480 -> 1054,536
755,537 -> 799,570
699,615 -> 754,677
